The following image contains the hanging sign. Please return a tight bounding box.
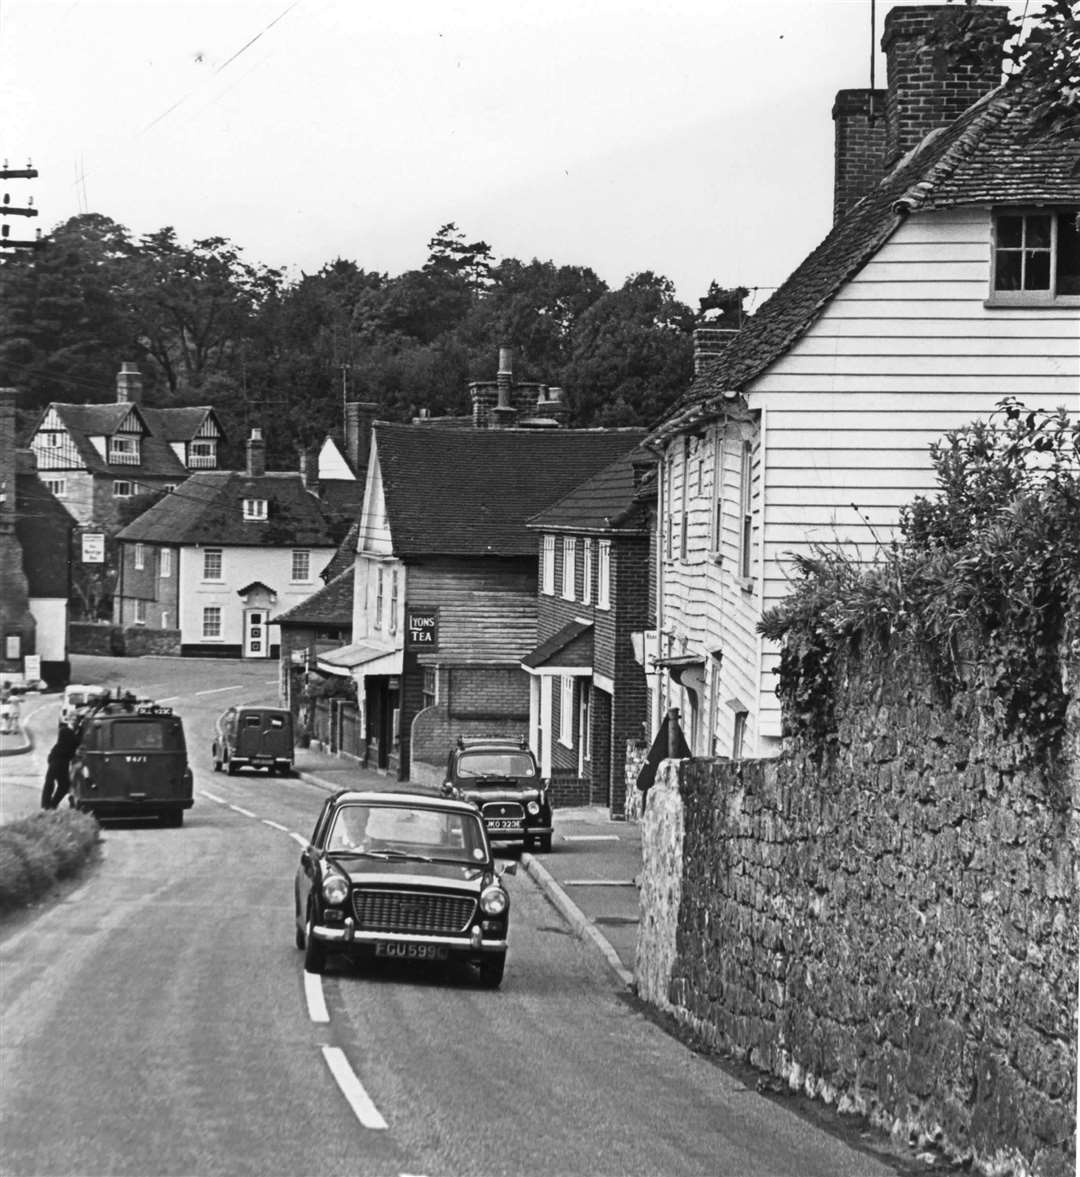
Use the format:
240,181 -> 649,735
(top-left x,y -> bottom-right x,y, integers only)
405,607 -> 439,651
82,533 -> 106,563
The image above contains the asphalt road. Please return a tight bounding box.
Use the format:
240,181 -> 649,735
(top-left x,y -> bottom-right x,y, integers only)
0,656 -> 904,1177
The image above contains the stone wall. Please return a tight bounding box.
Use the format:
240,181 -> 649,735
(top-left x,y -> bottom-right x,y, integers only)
636,642 -> 1078,1177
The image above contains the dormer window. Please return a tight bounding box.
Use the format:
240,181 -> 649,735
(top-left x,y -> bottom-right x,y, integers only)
108,435 -> 141,464
243,498 -> 268,521
189,439 -> 217,469
991,208 -> 1080,303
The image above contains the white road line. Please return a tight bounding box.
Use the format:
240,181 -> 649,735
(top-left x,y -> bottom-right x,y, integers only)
304,971 -> 329,1022
562,834 -> 620,842
262,819 -> 288,832
228,804 -> 256,818
563,879 -> 638,887
290,832 -> 308,848
155,696 -> 178,705
200,789 -> 225,803
195,685 -> 242,696
320,1046 -> 388,1130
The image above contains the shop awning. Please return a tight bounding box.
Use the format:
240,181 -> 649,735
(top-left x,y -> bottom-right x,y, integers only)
317,642 -> 403,678
521,619 -> 593,672
652,653 -> 705,688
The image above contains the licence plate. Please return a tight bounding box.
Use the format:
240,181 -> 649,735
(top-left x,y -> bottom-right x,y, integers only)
374,942 -> 449,961
487,819 -> 523,831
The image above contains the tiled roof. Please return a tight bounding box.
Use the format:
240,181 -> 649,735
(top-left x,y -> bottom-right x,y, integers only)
321,520 -> 360,583
114,470 -> 338,547
650,84 -> 1080,444
526,447 -> 653,534
374,423 -> 647,556
141,405 -> 221,445
47,403 -> 191,479
15,471 -> 76,597
522,619 -> 594,669
272,568 -> 354,627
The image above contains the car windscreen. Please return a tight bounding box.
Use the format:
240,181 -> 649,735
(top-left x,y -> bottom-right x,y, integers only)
327,803 -> 487,862
106,721 -> 181,751
456,751 -> 537,778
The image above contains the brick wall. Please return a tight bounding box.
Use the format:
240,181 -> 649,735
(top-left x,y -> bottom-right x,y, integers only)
637,636 -> 1077,1177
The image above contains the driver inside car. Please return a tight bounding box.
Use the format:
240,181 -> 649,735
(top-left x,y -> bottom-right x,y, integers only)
331,805 -> 371,852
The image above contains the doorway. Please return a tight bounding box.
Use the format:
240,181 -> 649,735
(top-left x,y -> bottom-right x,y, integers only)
243,609 -> 269,658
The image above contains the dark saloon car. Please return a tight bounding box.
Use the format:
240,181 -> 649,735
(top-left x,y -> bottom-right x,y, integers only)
442,737 -> 552,852
294,790 -> 513,987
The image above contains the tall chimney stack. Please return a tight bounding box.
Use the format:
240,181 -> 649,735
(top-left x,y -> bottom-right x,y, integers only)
246,427 -> 266,478
344,401 -> 377,474
116,361 -> 143,405
832,88 -> 887,221
492,346 -> 517,429
881,4 -> 1010,168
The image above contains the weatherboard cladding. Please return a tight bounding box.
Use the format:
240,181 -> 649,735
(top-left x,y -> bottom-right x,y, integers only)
527,448 -> 653,534
654,84 -> 1080,439
374,423 -> 647,556
114,471 -> 337,546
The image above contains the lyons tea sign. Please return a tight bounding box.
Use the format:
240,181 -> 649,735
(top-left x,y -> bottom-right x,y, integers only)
405,608 -> 439,651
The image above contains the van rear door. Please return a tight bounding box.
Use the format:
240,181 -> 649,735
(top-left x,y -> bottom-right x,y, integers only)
235,709 -> 293,769
102,716 -> 191,804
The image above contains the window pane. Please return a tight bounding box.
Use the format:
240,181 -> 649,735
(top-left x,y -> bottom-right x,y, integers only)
1057,212 -> 1080,295
995,251 -> 1022,291
1025,215 -> 1051,249
1026,250 -> 1051,290
996,215 -> 1023,248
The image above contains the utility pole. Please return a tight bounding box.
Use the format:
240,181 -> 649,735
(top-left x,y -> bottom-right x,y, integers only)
0,162 -> 42,251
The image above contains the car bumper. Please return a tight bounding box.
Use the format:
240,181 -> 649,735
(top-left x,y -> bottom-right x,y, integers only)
485,823 -> 552,841
312,921 -> 507,953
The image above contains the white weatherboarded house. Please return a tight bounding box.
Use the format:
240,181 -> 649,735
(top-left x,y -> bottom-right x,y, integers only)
646,3 -> 1080,759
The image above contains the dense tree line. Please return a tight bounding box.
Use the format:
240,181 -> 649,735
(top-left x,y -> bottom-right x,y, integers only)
0,216 -> 744,464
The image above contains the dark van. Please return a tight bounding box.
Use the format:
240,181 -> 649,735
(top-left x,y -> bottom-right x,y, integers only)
68,699 -> 193,827
212,705 -> 295,776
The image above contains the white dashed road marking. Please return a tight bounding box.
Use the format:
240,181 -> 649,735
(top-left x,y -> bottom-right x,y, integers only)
228,804 -> 256,818
562,834 -> 620,842
262,819 -> 288,832
200,789 -> 225,803
304,970 -> 329,1023
195,685 -> 243,696
564,879 -> 638,887
321,1046 -> 388,1129
290,832 -> 308,848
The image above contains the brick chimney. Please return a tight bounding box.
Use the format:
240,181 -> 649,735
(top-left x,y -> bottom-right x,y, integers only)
0,388 -> 36,677
832,88 -> 887,221
692,327 -> 739,375
344,401 -> 376,473
298,446 -> 319,496
491,346 -> 517,429
116,361 -> 143,405
881,3 -> 1010,169
246,427 -> 266,478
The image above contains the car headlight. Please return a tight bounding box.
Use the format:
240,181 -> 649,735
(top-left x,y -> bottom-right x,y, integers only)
322,873 -> 350,906
479,885 -> 509,917
526,800 -> 540,816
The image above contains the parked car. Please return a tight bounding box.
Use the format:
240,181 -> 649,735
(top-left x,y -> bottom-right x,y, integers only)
294,789 -> 514,987
442,736 -> 553,852
212,705 -> 294,776
68,697 -> 193,827
59,683 -> 112,731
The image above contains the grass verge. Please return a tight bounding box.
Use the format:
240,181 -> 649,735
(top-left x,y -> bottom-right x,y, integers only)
0,809 -> 101,918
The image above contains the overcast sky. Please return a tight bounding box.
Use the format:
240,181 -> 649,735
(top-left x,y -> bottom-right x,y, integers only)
1,0 -> 1020,311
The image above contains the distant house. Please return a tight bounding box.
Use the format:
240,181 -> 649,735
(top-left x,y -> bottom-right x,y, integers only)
336,417 -> 646,780
0,389 -> 77,686
27,362 -> 225,529
523,447 -> 656,816
272,567 -> 355,713
113,428 -> 338,658
645,2 -> 1080,760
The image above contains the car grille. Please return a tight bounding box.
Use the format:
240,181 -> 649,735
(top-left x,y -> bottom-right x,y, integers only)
480,801 -> 525,821
351,889 -> 476,935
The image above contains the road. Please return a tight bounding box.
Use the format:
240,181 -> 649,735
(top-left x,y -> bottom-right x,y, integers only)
0,656 -> 903,1177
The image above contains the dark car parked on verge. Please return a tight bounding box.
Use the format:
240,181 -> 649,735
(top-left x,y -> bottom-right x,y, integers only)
68,696 -> 193,827
212,705 -> 294,776
442,736 -> 553,852
294,790 -> 515,987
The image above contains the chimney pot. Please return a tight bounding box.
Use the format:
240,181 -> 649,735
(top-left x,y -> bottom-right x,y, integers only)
116,361 -> 143,405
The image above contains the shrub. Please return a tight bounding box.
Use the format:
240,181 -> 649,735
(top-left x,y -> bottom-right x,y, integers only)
0,810 -> 101,917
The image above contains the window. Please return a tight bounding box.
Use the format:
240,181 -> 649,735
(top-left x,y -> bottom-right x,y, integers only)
203,548 -> 223,581
582,539 -> 593,604
711,433 -> 724,558
108,436 -> 140,464
189,439 -> 217,468
422,667 -> 437,710
665,458 -> 674,560
562,537 -> 576,600
243,498 -> 267,521
597,540 -> 611,610
375,566 -> 384,629
134,543 -> 145,570
559,675 -> 574,748
43,433 -> 62,449
202,606 -> 222,639
133,599 -> 146,625
680,438 -> 690,561
113,480 -> 134,498
43,477 -> 66,497
291,549 -> 311,582
732,711 -> 748,759
738,442 -> 753,581
992,208 -> 1080,301
542,535 -> 556,595
161,611 -> 170,628
389,569 -> 399,634
160,548 -> 172,578
579,682 -> 591,764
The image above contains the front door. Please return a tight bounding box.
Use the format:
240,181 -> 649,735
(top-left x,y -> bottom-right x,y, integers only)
243,609 -> 269,658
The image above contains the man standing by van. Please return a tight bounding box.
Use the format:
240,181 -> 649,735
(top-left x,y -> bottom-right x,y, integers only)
41,720 -> 81,809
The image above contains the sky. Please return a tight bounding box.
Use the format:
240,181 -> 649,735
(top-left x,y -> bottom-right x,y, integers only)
0,0 -> 1021,311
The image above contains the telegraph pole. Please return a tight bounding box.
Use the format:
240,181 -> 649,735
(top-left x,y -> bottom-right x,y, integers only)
0,162 -> 41,251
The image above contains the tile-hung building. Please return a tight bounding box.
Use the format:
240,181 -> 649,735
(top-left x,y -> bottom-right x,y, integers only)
27,362 -> 225,529
113,428 -> 338,657
523,447 -> 655,817
342,418 -> 645,780
645,2 -> 1080,760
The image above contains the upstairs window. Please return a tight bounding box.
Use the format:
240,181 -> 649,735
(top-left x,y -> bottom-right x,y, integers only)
375,566 -> 384,629
134,543 -> 145,570
43,477 -> 67,497
189,439 -> 217,469
203,548 -> 223,581
291,549 -> 311,582
597,540 -> 611,610
992,208 -> 1080,302
541,535 -> 556,595
108,435 -> 140,465
113,480 -> 134,498
738,441 -> 753,581
243,498 -> 267,521
562,537 -> 576,601
582,539 -> 593,604
389,568 -> 399,634
160,548 -> 172,578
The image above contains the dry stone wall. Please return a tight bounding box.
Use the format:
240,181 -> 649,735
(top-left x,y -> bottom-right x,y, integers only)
637,642 -> 1078,1177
